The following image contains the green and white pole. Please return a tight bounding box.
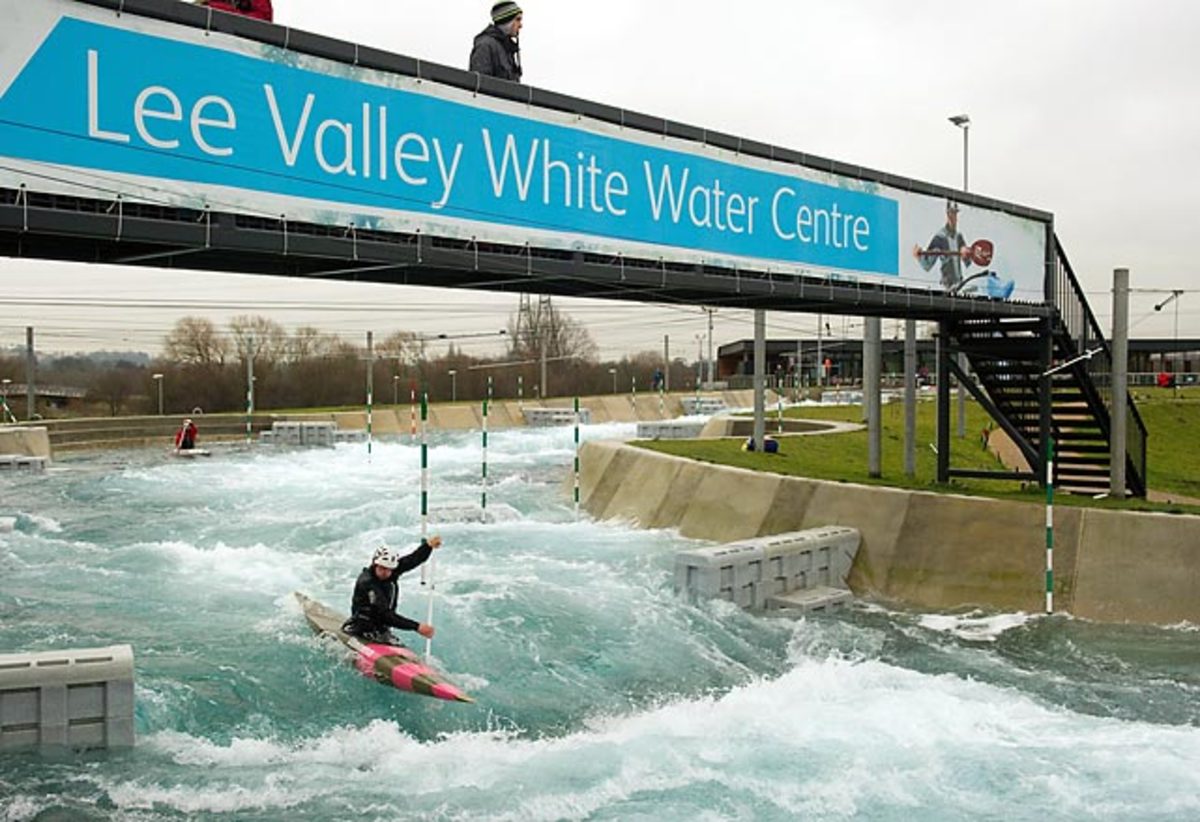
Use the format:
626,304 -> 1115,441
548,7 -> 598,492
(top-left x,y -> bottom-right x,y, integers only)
245,352 -> 254,445
481,377 -> 491,515
1045,437 -> 1055,614
573,396 -> 581,520
659,383 -> 665,418
366,331 -> 374,461
631,375 -> 637,418
517,374 -> 524,411
419,391 -> 435,656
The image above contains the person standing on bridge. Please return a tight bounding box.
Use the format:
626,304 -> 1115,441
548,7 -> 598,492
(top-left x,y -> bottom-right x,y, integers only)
470,2 -> 523,83
193,0 -> 274,23
913,200 -> 971,290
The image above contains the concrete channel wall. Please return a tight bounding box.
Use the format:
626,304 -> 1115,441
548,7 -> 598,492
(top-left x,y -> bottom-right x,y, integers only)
577,440 -> 1200,625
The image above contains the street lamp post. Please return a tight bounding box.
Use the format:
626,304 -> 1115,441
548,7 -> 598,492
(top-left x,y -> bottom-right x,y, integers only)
152,373 -> 164,416
949,113 -> 970,438
608,367 -> 617,394
448,369 -> 457,403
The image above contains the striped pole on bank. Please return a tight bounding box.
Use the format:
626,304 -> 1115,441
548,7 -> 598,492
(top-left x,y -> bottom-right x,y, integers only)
573,396 -> 581,520
1045,437 -> 1055,614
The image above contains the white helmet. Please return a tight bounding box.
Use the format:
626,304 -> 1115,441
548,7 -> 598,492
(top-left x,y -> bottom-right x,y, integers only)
372,545 -> 400,570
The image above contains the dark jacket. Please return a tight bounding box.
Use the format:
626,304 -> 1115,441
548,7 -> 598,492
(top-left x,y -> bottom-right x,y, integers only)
344,541 -> 433,639
469,25 -> 522,82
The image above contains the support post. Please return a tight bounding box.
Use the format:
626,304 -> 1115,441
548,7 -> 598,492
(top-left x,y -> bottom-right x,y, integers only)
25,326 -> 35,421
753,309 -> 766,449
864,316 -> 882,478
936,323 -> 951,484
904,319 -> 917,477
1110,268 -> 1130,497
1038,317 -> 1055,489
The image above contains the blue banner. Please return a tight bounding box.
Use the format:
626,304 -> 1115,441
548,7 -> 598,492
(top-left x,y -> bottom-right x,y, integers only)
0,16 -> 900,276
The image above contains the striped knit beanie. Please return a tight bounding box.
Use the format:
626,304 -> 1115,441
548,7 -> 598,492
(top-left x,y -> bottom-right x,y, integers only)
491,1 -> 522,24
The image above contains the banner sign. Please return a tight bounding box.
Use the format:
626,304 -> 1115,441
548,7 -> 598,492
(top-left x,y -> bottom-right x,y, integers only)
0,1 -> 1048,301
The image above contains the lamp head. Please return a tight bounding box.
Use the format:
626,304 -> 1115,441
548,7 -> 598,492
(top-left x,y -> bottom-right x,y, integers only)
949,114 -> 970,127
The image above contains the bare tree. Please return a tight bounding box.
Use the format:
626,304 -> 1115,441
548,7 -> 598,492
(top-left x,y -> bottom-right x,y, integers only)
377,330 -> 427,367
507,301 -> 597,363
229,315 -> 288,364
164,317 -> 228,366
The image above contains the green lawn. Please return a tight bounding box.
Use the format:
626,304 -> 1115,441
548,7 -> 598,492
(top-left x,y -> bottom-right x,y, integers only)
638,388 -> 1200,515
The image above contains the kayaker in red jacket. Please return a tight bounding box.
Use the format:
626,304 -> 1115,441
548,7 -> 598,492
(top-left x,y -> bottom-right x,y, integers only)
174,418 -> 199,451
196,0 -> 274,23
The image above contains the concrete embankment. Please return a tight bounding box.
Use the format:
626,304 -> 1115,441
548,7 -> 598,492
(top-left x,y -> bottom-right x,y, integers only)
577,440 -> 1200,625
0,426 -> 51,460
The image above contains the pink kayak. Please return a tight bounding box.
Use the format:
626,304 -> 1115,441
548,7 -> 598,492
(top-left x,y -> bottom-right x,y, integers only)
294,592 -> 474,703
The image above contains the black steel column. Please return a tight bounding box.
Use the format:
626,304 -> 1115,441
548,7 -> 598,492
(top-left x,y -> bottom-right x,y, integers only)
936,322 -> 951,484
1038,316 -> 1054,488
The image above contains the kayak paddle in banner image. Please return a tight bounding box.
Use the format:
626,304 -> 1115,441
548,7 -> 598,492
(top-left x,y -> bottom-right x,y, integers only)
916,238 -> 994,267
294,592 -> 474,703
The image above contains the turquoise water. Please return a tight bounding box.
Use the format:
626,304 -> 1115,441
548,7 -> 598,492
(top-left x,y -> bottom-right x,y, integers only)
1,424 -> 1198,821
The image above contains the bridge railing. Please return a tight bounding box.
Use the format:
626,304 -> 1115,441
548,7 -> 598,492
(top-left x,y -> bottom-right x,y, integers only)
1050,237 -> 1147,490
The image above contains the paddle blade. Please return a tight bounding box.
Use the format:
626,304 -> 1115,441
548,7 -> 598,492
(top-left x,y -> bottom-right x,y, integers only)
970,239 -> 994,267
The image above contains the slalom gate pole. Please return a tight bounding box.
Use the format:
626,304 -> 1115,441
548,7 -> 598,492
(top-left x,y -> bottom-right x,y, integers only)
518,375 -> 524,411
574,396 -> 581,520
1045,437 -> 1055,614
409,381 -> 417,442
659,383 -> 665,418
482,378 -> 490,515
631,375 -> 637,418
419,391 -> 434,656
366,331 -> 374,461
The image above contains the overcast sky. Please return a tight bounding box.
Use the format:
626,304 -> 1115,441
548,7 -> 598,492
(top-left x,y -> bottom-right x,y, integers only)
2,0 -> 1198,359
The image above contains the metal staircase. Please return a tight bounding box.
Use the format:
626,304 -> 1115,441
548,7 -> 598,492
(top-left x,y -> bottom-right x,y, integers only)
944,237 -> 1148,497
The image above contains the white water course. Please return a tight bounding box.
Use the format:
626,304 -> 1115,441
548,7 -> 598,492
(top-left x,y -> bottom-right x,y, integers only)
1,422 -> 1198,821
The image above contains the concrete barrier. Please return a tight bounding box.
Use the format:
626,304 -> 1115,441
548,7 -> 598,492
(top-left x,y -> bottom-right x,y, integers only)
675,527 -> 860,612
636,421 -> 706,439
0,454 -> 48,472
0,645 -> 135,750
680,396 -> 728,415
0,426 -> 51,461
576,441 -> 1200,625
523,408 -> 591,427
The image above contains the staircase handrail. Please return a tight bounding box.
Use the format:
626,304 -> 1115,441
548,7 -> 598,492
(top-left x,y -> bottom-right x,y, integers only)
1051,236 -> 1148,488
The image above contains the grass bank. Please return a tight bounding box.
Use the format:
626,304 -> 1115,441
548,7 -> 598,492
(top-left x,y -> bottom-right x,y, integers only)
638,387 -> 1200,516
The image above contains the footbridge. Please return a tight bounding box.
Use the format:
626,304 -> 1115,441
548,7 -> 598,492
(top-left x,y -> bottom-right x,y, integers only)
0,0 -> 1145,495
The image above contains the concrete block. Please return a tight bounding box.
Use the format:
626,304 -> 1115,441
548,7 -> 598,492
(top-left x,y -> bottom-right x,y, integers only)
523,408 -> 591,427
637,421 -> 705,440
766,586 -> 854,614
0,645 -> 135,750
300,422 -> 335,446
680,397 -> 728,416
675,541 -> 766,609
675,527 -> 860,612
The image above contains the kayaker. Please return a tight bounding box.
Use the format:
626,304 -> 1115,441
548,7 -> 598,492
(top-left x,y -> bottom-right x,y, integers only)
174,418 -> 198,451
343,536 -> 442,644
